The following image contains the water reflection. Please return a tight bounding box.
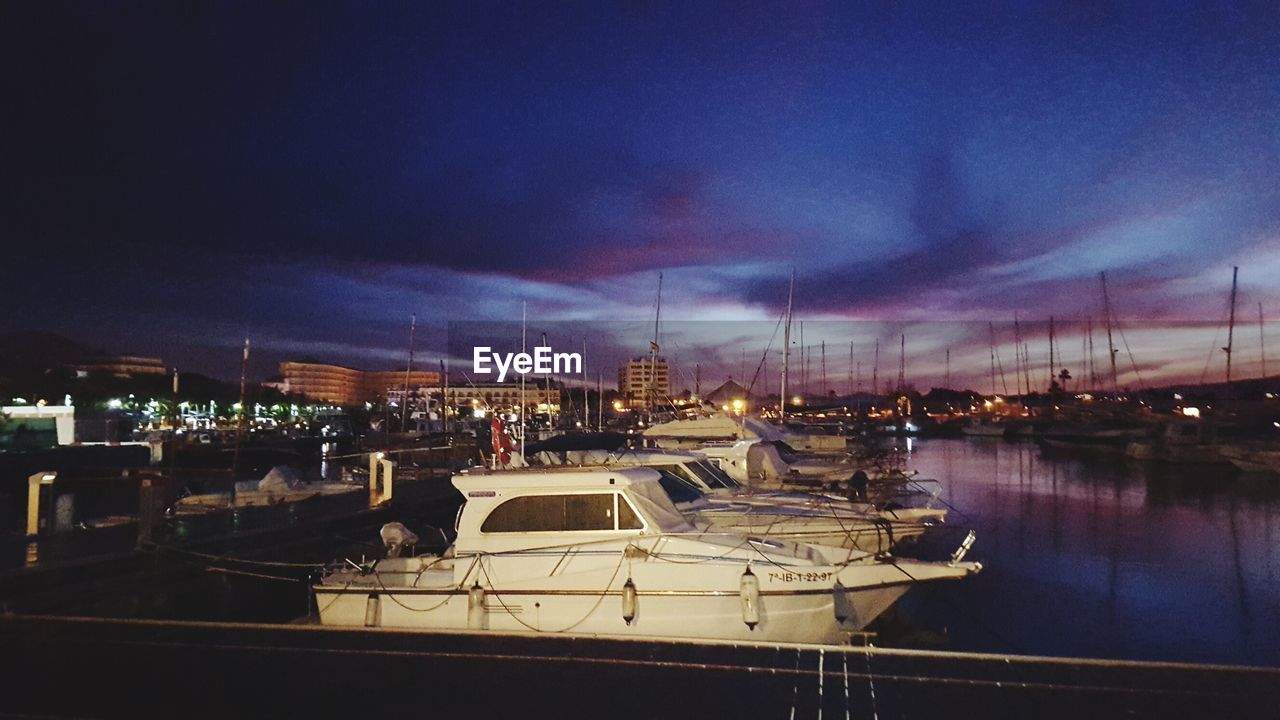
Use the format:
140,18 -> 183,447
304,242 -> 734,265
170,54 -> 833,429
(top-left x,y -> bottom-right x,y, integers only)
893,438 -> 1280,666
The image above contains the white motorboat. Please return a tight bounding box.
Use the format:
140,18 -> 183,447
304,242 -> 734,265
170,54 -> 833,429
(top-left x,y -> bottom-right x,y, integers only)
314,467 -> 981,644
644,414 -> 848,454
534,447 -> 942,554
173,465 -> 362,513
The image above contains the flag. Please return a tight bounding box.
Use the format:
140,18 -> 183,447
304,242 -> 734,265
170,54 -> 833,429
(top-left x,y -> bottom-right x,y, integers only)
490,415 -> 511,466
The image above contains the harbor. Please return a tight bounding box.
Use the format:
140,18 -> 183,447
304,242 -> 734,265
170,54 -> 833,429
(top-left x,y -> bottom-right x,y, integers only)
7,2 -> 1280,716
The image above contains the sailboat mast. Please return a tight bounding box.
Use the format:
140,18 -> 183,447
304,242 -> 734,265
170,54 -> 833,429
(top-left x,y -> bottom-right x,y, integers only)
897,334 -> 906,392
1013,315 -> 1023,397
1224,266 -> 1239,386
821,340 -> 827,398
231,337 -> 250,489
1101,272 -> 1119,393
441,359 -> 449,434
1087,317 -> 1097,391
582,337 -> 588,430
872,339 -> 880,398
1048,316 -> 1056,392
780,270 -> 794,420
648,272 -> 662,423
402,313 -> 416,432
848,340 -> 854,398
988,323 -> 998,398
945,347 -> 951,389
1261,303 -> 1268,380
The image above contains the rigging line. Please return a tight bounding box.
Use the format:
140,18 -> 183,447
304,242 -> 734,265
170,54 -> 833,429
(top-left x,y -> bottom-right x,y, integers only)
864,641 -> 880,720
203,565 -> 302,583
1198,297 -> 1234,386
747,308 -> 787,398
315,576 -> 357,615
374,568 -> 459,614
477,544 -> 627,634
152,544 -> 328,569
1113,322 -> 1146,390
885,557 -> 1027,655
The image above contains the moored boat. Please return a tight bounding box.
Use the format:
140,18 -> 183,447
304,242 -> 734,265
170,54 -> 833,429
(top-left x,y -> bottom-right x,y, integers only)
314,467 -> 980,643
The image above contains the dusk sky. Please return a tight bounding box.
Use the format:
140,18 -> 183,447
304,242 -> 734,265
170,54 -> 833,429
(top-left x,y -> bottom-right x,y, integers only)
4,2 -> 1278,391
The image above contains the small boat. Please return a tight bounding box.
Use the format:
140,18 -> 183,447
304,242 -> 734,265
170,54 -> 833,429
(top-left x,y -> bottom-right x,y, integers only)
314,467 -> 981,643
1124,420 -> 1229,465
1218,444 -> 1280,474
173,465 -> 362,513
961,417 -> 1010,438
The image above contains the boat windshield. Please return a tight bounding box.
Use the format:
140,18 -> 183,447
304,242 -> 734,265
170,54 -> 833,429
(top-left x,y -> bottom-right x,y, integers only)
654,470 -> 706,505
687,460 -> 741,489
626,481 -> 697,533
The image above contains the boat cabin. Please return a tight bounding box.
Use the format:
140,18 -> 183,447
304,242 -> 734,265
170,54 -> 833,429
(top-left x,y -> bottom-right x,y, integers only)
451,467 -> 695,554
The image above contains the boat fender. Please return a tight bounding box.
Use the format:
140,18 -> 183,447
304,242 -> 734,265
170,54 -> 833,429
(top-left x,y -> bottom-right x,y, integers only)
468,582 -> 487,630
621,577 -> 638,625
364,593 -> 380,628
832,580 -> 853,624
740,566 -> 761,630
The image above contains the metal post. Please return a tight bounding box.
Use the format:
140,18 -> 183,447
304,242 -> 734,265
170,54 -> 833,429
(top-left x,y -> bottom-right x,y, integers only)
26,472 -> 56,537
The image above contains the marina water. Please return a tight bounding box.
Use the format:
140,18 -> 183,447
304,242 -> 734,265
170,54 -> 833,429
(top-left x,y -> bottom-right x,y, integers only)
896,437 -> 1280,666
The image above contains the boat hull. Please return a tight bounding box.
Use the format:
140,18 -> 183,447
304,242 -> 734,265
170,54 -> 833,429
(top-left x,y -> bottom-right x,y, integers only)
315,582 -> 911,644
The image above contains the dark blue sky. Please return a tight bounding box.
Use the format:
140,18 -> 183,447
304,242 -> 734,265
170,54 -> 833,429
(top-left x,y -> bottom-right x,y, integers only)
3,2 -> 1277,389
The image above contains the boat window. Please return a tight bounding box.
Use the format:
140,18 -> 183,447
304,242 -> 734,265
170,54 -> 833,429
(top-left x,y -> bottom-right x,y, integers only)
688,460 -> 741,489
482,495 -> 564,533
616,495 -> 642,530
651,464 -> 700,486
653,470 -> 705,505
481,493 -> 631,533
565,494 -> 616,531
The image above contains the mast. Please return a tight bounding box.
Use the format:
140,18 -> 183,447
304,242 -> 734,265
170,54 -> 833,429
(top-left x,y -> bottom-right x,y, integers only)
648,273 -> 662,423
897,334 -> 906,392
1101,272 -> 1119,393
582,337 -> 588,429
1023,342 -> 1032,396
780,270 -> 794,420
1013,314 -> 1023,397
821,340 -> 827,399
596,371 -> 603,431
872,339 -> 880,398
848,340 -> 854,398
1048,316 -> 1056,392
1087,317 -> 1097,391
231,337 -> 249,490
800,322 -> 806,401
1261,303 -> 1268,380
1223,266 -> 1239,387
401,313 -> 416,433
440,359 -> 449,434
945,347 -> 951,389
988,323 -> 998,398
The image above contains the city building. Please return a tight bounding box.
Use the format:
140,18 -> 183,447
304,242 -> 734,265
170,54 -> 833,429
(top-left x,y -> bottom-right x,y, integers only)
278,362 -> 441,405
618,357 -> 670,409
76,355 -> 166,378
445,383 -> 560,414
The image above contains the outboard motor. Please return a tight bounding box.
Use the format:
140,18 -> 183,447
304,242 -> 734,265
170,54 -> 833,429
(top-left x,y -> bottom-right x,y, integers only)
380,521 -> 419,558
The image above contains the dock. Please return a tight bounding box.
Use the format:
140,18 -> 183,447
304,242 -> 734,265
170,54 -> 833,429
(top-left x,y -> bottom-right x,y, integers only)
2,614 -> 1277,718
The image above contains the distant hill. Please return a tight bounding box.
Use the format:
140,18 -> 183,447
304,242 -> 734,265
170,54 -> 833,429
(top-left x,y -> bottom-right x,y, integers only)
0,332 -> 102,373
